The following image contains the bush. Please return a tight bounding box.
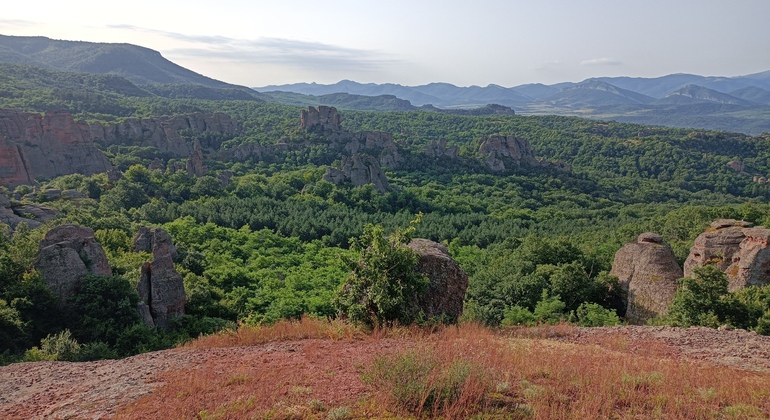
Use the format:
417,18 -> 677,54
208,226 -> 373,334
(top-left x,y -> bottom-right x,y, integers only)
68,275 -> 142,345
333,216 -> 429,328
532,291 -> 566,324
77,341 -> 118,361
667,266 -> 744,328
501,305 -> 536,327
573,302 -> 621,327
24,329 -> 81,362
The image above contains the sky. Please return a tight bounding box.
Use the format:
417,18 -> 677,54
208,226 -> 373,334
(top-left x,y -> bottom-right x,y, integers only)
2,0 -> 770,88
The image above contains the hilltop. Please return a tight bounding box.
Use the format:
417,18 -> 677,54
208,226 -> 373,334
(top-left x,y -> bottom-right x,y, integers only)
1,321 -> 769,418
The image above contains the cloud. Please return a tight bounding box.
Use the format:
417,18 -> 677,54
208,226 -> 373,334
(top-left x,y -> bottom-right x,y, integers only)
107,24 -> 400,73
580,57 -> 622,66
0,19 -> 37,28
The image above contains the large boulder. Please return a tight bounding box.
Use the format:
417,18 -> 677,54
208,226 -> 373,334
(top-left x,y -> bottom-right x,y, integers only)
407,239 -> 468,322
609,232 -> 683,324
684,220 -> 770,292
133,226 -> 185,329
729,227 -> 770,290
683,219 -> 753,280
35,225 -> 111,305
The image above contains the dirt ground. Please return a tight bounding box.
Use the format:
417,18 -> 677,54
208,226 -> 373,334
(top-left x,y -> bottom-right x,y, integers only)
2,326 -> 769,419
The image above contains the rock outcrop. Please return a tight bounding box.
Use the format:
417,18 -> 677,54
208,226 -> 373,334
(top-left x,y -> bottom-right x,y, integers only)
89,112 -> 239,156
478,135 -> 537,171
610,232 -> 683,324
683,219 -> 753,280
34,225 -> 111,305
0,110 -> 113,186
133,227 -> 185,329
729,227 -> 770,290
0,193 -> 58,229
684,220 -> 770,292
424,139 -> 459,158
186,139 -> 206,177
299,105 -> 342,132
323,153 -> 391,192
407,238 -> 469,322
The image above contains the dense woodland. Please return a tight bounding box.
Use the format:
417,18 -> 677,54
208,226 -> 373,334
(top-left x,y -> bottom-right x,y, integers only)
3,63 -> 770,363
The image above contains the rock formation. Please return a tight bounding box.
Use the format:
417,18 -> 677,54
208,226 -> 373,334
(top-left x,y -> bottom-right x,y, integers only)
34,224 -> 111,305
299,105 -> 342,132
424,139 -> 459,158
683,219 -> 753,280
89,112 -> 239,156
186,139 -> 206,177
0,110 -> 113,186
322,153 -> 391,192
478,135 -> 537,171
133,226 -> 185,329
729,227 -> 770,290
684,219 -> 770,292
0,193 -> 58,230
610,232 -> 683,324
407,239 -> 468,322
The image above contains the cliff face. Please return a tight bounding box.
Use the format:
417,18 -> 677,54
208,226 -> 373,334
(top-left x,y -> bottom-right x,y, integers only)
0,110 -> 113,186
88,112 -> 239,156
478,135 -> 538,171
0,110 -> 241,186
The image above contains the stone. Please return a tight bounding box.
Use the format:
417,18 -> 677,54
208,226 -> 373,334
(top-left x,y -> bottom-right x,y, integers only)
407,239 -> 469,322
478,135 -> 538,171
424,139 -> 459,158
0,110 -> 113,187
683,219 -> 752,278
35,224 -> 111,305
610,232 -> 683,324
89,112 -> 239,157
728,227 -> 770,291
299,106 -> 342,132
186,139 -> 206,177
132,226 -> 185,329
340,153 -> 391,192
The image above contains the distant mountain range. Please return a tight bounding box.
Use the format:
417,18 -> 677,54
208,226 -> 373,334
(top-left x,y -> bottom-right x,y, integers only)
256,71 -> 770,109
257,73 -> 770,134
1,34 -> 770,134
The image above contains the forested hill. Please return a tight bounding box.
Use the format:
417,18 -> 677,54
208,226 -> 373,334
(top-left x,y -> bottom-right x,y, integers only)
0,35 -> 234,87
3,60 -> 770,364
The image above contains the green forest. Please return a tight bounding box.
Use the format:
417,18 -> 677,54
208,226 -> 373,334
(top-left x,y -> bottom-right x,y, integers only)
3,62 -> 770,364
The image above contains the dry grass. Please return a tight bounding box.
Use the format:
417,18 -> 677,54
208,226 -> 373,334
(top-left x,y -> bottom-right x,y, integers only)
118,321 -> 770,419
184,316 -> 366,349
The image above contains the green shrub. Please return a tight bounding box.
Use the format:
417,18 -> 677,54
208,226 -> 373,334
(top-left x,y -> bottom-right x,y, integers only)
76,341 -> 118,361
501,305 -> 536,327
532,291 -> 566,324
333,216 -> 429,328
573,302 -> 621,327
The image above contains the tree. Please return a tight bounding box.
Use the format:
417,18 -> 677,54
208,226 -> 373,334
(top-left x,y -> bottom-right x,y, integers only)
333,216 -> 428,328
667,266 -> 732,328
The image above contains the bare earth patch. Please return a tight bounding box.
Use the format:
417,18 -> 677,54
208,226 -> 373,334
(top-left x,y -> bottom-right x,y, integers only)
1,325 -> 770,419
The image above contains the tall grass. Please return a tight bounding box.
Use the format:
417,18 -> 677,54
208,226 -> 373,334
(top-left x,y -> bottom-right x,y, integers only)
118,321 -> 770,419
184,316 -> 365,349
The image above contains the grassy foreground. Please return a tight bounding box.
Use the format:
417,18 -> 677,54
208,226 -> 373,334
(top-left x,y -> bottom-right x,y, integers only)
117,318 -> 770,419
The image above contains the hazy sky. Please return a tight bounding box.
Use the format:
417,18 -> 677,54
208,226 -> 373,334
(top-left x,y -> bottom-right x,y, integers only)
2,0 -> 769,87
